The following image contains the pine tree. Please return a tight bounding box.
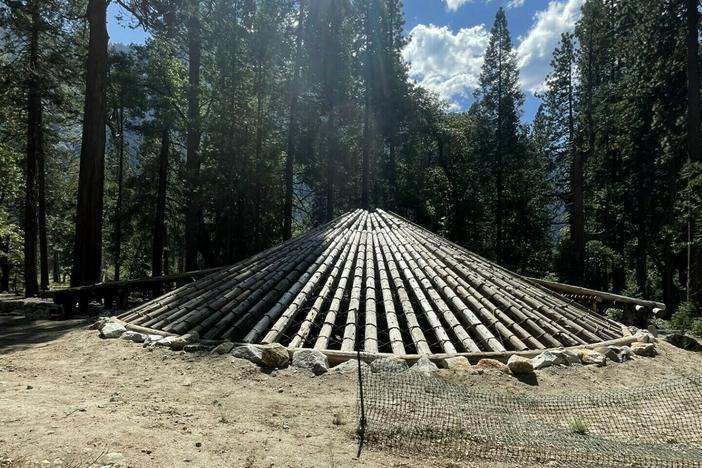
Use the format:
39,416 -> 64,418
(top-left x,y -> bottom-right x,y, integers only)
72,0 -> 108,287
542,33 -> 584,284
686,0 -> 701,305
475,8 -> 524,266
283,0 -> 306,241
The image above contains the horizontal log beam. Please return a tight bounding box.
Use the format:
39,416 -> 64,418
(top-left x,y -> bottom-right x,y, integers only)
112,317 -> 633,365
39,267 -> 224,298
525,277 -> 666,311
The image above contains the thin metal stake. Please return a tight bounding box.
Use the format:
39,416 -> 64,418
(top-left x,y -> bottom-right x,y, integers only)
356,350 -> 366,458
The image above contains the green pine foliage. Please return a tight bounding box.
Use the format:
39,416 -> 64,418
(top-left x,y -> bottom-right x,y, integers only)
0,0 -> 698,312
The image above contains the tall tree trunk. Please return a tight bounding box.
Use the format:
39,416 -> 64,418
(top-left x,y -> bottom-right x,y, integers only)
387,138 -> 397,207
687,0 -> 701,304
37,113 -> 48,290
568,56 -> 585,286
71,0 -> 107,287
152,127 -> 169,278
283,0 -> 305,241
495,21 -> 504,265
114,105 -> 124,281
662,245 -> 675,309
24,0 -> 41,297
184,2 -> 202,271
163,230 -> 170,276
1,236 -> 11,292
581,25 -> 596,288
325,113 -> 336,222
52,249 -> 60,283
254,60 -> 265,250
361,0 -> 372,211
571,151 -> 585,284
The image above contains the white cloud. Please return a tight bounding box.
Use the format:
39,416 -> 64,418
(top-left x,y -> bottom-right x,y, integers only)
516,0 -> 584,93
403,0 -> 583,110
507,0 -> 526,9
402,23 -> 490,110
444,0 -> 473,12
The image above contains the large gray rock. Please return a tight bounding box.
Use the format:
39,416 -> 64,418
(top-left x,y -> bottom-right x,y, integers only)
292,349 -> 329,375
210,341 -> 235,355
578,349 -> 606,366
332,359 -> 370,375
442,356 -> 471,371
121,331 -> 147,343
184,343 -> 211,353
370,356 -> 408,373
91,317 -> 110,330
475,358 -> 510,374
551,349 -> 580,365
99,321 -> 127,339
635,331 -> 656,343
532,351 -> 564,369
143,334 -> 164,345
664,334 -> 702,351
507,355 -> 534,374
630,342 -> 657,357
261,343 -> 290,369
231,344 -> 266,366
605,346 -> 632,363
156,332 -> 199,350
410,355 -> 439,375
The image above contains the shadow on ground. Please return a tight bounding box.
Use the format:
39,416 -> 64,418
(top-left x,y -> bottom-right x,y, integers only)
0,316 -> 93,354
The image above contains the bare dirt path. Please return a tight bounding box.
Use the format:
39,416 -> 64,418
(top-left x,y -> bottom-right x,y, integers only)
1,320 -> 701,467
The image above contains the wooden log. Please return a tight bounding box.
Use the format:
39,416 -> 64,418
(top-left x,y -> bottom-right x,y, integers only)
370,229 -> 405,355
363,230 -> 378,353
395,223 -> 520,351
401,221 -> 578,347
340,229 -> 367,352
264,212 -> 366,344
371,214 -> 431,355
385,210 -> 622,344
287,218 -> 362,348
314,218 -> 366,350
375,213 -> 471,353
526,277 -> 666,311
243,210 -> 364,343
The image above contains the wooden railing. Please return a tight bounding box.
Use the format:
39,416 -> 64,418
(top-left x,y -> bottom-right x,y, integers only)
40,267 -> 224,315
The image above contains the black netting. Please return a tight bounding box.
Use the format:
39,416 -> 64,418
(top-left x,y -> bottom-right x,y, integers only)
355,354 -> 702,467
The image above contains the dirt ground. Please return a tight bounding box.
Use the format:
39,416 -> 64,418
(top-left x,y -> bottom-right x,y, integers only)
1,316 -> 702,468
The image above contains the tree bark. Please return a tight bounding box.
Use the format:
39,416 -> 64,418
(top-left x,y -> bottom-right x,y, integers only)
495,20 -> 504,265
24,0 -> 41,296
114,104 -> 124,281
71,0 -> 107,287
324,6 -> 340,223
152,127 -> 169,278
325,113 -> 336,222
52,249 -> 60,283
581,25 -> 596,288
37,111 -> 48,290
687,0 -> 701,304
184,2 -> 202,271
283,0 -> 305,241
387,138 -> 397,207
687,0 -> 700,165
0,235 -> 11,292
361,0 -> 372,211
568,52 -> 585,286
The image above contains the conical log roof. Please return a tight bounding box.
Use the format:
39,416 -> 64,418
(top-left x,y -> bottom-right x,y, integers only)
118,209 -> 625,357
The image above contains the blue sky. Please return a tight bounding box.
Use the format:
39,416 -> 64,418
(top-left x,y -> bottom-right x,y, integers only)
108,0 -> 585,122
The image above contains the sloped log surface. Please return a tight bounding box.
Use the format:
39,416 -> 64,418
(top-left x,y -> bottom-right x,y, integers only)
118,209 -> 625,355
